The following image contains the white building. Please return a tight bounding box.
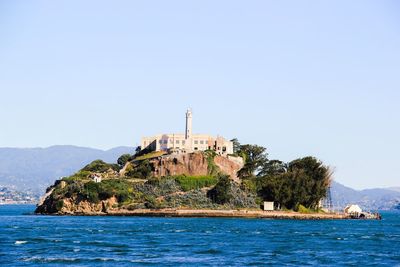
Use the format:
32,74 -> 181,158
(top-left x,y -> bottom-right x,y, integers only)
93,174 -> 102,183
344,204 -> 362,215
141,109 -> 234,156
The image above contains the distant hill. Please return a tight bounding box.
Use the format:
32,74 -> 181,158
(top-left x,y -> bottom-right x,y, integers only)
387,187 -> 400,193
330,181 -> 400,211
0,146 -> 135,194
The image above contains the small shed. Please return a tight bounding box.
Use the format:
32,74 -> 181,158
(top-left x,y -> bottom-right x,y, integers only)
263,201 -> 274,211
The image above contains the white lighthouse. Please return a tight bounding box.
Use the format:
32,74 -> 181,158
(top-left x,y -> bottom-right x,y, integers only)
185,108 -> 192,140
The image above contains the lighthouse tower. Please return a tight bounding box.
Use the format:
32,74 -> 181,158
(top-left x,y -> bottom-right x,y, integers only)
185,109 -> 193,151
185,108 -> 192,140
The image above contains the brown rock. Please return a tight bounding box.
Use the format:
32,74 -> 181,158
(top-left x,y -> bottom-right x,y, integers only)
60,181 -> 67,189
150,152 -> 243,180
214,155 -> 243,181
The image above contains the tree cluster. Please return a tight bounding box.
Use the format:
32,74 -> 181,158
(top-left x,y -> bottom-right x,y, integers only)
232,139 -> 332,210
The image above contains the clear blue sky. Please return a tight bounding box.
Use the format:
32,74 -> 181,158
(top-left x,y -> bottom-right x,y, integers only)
1,1 -> 399,189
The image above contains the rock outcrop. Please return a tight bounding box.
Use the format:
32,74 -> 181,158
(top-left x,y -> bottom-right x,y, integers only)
36,195 -> 118,215
60,196 -> 118,214
149,152 -> 243,181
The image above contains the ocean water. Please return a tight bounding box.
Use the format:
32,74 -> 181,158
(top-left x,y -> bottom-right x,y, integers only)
0,205 -> 399,266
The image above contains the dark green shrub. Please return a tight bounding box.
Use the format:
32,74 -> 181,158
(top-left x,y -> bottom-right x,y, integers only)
56,200 -> 64,210
98,190 -> 113,200
126,160 -> 152,179
64,182 -> 83,198
207,175 -> 232,204
62,170 -> 91,182
117,191 -> 130,203
241,179 -> 257,193
297,204 -> 311,213
117,154 -> 132,167
99,180 -> 133,202
82,160 -> 119,173
206,174 -> 257,208
87,191 -> 100,203
83,181 -> 101,203
144,196 -> 157,208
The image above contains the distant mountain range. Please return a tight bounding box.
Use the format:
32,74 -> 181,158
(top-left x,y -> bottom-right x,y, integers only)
330,181 -> 400,211
387,187 -> 400,193
0,146 -> 134,194
0,145 -> 399,209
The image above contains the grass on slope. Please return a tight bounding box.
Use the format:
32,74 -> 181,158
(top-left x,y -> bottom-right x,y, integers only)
133,151 -> 167,161
173,175 -> 218,191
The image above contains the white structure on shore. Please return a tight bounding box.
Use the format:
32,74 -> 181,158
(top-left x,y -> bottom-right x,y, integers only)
344,204 -> 362,215
141,109 -> 233,156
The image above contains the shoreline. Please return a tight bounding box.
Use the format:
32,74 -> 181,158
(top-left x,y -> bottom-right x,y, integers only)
42,208 -> 351,220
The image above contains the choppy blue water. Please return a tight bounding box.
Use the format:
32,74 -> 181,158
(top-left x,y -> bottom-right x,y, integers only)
0,205 -> 399,266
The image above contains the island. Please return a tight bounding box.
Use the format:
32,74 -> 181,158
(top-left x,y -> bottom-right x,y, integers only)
36,110 -> 349,219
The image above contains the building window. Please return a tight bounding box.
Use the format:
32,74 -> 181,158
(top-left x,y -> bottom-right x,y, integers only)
194,147 -> 198,150
163,140 -> 168,144
223,146 -> 226,152
182,140 -> 185,145
200,140 -> 204,144
176,140 -> 180,144
194,140 -> 198,144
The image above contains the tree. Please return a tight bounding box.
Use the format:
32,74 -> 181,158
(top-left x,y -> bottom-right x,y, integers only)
82,160 -> 119,172
230,138 -> 241,154
287,157 -> 332,209
257,159 -> 287,177
117,154 -> 131,167
257,156 -> 332,210
237,144 -> 268,179
207,175 -> 232,204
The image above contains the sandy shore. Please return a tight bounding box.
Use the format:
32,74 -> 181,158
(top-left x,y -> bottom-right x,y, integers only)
67,209 -> 350,220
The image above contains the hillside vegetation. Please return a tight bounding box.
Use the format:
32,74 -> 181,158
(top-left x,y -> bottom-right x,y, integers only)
36,140 -> 333,214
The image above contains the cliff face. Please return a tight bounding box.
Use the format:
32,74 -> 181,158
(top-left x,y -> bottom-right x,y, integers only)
214,156 -> 244,182
150,153 -> 243,181
60,196 -> 118,214
36,195 -> 119,215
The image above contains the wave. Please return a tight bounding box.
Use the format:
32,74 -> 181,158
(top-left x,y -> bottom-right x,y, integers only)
22,256 -> 81,263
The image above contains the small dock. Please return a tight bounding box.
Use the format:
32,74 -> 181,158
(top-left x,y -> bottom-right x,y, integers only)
350,211 -> 382,220
344,204 -> 382,220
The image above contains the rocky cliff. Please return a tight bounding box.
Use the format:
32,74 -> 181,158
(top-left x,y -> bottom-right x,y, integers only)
36,195 -> 116,215
149,152 -> 243,181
